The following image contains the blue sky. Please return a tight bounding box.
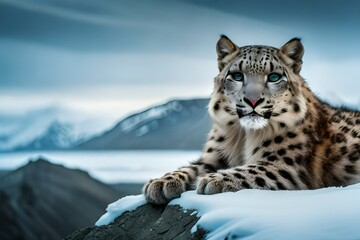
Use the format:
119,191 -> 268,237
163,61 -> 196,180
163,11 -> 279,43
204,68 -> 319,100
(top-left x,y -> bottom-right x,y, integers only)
0,0 -> 360,121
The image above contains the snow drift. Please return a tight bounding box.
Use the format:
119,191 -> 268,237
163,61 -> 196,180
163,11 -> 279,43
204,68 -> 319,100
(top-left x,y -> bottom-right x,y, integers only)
96,183 -> 360,239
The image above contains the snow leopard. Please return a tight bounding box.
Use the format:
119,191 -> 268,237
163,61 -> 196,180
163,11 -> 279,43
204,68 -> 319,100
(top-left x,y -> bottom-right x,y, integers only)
143,35 -> 360,205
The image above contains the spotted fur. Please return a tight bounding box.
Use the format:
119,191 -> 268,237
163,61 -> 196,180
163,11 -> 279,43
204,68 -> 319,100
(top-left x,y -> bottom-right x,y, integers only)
143,35 -> 360,205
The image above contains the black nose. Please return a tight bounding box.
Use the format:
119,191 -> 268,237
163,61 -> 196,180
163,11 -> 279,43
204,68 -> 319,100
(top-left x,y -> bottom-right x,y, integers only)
243,97 -> 264,108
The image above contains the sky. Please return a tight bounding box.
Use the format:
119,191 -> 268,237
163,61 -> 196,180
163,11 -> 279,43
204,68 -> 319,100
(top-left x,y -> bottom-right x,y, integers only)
1,0 -> 360,123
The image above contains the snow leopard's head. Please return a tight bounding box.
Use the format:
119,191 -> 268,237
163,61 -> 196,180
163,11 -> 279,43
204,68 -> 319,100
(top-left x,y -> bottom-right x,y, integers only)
209,35 -> 307,131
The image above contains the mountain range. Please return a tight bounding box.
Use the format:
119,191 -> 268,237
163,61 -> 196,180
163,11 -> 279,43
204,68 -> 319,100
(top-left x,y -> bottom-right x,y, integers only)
0,98 -> 212,151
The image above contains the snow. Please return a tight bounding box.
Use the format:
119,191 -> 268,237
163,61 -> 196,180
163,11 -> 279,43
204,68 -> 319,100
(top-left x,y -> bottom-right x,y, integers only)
172,186 -> 360,239
135,125 -> 150,137
97,183 -> 360,239
95,194 -> 146,226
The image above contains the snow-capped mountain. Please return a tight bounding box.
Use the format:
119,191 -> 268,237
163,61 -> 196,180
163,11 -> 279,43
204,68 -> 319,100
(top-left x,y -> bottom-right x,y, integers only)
0,98 -> 211,151
78,98 -> 212,150
15,121 -> 81,151
0,106 -> 114,151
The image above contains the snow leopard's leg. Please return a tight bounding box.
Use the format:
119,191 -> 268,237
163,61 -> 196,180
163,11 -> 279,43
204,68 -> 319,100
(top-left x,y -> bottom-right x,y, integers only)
197,162 -> 313,194
143,156 -> 228,205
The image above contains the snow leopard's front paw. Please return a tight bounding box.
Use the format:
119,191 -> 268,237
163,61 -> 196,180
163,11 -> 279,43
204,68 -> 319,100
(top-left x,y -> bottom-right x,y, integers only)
143,175 -> 186,205
196,172 -> 241,195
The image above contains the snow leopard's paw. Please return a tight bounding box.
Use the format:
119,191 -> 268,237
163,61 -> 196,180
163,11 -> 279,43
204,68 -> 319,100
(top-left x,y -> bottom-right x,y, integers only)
196,172 -> 240,195
143,175 -> 186,205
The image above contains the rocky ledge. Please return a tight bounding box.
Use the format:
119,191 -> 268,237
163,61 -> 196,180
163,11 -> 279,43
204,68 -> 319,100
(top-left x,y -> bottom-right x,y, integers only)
65,203 -> 206,240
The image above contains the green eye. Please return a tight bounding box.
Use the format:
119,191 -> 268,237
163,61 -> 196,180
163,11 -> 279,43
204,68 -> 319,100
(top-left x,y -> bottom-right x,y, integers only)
231,72 -> 244,81
268,73 -> 282,82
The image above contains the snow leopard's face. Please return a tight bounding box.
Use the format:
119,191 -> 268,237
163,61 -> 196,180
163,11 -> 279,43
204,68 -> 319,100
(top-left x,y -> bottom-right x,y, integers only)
211,36 -> 307,130
223,46 -> 295,130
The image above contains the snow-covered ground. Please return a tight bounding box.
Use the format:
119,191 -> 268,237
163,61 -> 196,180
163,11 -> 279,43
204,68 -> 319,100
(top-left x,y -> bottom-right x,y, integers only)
96,195 -> 147,226
97,184 -> 360,239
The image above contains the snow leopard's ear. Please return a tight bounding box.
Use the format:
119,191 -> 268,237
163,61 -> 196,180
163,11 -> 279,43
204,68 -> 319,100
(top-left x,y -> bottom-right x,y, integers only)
279,38 -> 304,74
216,35 -> 240,71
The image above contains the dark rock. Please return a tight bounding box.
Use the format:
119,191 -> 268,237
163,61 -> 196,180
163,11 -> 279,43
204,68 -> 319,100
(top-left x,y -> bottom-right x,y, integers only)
0,158 -> 123,240
0,190 -> 26,240
65,203 -> 207,240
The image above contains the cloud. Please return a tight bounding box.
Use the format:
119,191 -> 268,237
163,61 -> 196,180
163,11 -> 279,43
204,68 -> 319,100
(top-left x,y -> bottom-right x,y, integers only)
0,0 -> 160,53
0,0 -> 157,27
0,0 -> 359,120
